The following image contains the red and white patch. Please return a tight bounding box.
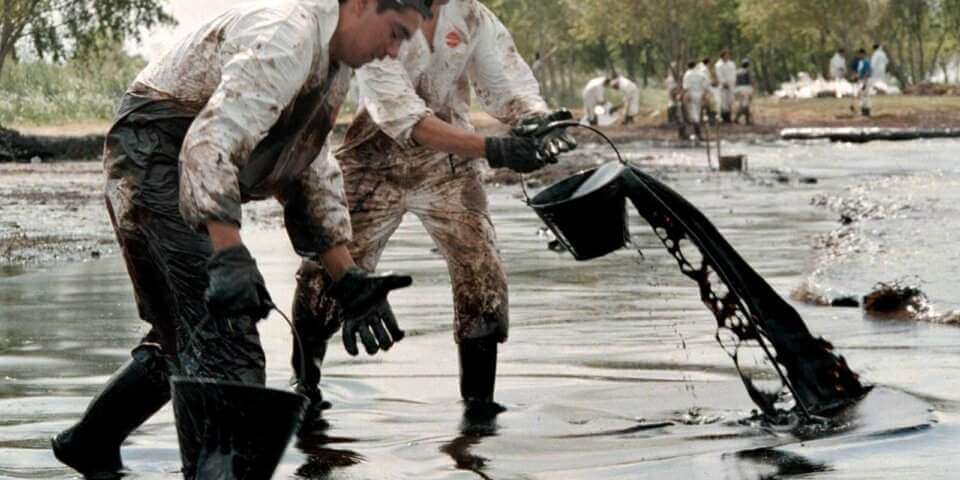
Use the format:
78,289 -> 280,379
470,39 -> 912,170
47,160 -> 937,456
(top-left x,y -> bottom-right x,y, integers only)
445,31 -> 461,49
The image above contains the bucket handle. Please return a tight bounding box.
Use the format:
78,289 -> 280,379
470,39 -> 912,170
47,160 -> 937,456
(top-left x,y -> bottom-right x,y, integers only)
520,120 -> 628,203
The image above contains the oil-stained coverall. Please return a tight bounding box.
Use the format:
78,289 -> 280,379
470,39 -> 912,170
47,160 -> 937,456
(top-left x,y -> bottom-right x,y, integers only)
682,65 -> 709,134
583,76 -> 609,125
52,0 -> 359,476
610,76 -> 640,124
291,0 -> 554,414
714,57 -> 737,122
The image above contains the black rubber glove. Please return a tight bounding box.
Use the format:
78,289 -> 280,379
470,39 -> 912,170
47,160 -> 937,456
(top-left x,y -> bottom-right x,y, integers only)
329,267 -> 413,356
484,136 -> 553,173
513,109 -> 578,159
206,245 -> 274,320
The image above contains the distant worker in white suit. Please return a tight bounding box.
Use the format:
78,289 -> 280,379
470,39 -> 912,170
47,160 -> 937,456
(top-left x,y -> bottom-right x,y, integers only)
871,43 -> 889,86
583,76 -> 611,125
829,48 -> 847,98
610,75 -> 640,125
714,50 -> 737,123
682,61 -> 709,139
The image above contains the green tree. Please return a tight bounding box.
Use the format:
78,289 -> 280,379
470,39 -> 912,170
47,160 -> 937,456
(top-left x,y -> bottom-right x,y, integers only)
871,0 -> 949,86
0,0 -> 174,79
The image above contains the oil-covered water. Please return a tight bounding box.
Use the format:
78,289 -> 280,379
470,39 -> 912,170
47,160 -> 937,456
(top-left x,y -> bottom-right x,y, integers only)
2,139 -> 958,479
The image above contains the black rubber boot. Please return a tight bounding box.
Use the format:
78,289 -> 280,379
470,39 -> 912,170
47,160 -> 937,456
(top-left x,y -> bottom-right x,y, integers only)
296,382 -> 332,437
721,112 -> 733,124
51,345 -> 171,479
458,336 -> 506,418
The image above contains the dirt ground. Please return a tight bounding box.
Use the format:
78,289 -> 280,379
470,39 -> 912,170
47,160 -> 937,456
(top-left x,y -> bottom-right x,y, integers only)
0,161 -> 286,270
11,94 -> 960,149
472,95 -> 960,144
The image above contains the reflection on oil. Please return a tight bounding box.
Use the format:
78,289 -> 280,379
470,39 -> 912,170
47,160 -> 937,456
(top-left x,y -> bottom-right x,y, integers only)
294,418 -> 364,480
723,447 -> 831,479
439,403 -> 503,480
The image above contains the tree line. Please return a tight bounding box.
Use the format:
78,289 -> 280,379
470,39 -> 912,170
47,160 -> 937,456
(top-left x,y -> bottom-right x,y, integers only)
486,0 -> 960,102
2,0 -> 960,107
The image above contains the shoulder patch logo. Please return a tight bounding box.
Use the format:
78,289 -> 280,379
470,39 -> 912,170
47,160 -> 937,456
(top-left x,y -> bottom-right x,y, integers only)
446,31 -> 462,49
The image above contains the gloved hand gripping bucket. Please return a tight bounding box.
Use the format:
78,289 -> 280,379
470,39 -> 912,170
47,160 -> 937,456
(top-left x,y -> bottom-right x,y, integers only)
524,122 -> 631,261
172,376 -> 308,479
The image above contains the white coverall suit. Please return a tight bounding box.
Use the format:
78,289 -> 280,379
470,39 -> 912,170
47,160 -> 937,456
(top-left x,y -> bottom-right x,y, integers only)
583,76 -> 608,125
292,0 -> 551,402
830,53 -> 847,97
698,63 -> 721,117
714,59 -> 737,119
871,47 -> 889,88
682,67 -> 709,125
611,76 -> 640,122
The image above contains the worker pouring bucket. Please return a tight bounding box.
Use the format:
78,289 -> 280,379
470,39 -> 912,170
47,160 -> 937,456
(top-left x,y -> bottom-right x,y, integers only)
523,121 -> 631,261
172,376 -> 308,479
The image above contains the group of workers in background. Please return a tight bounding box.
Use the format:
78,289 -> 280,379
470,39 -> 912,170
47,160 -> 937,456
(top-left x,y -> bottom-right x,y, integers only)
830,44 -> 889,117
582,74 -> 642,126
581,43 -> 890,138
671,50 -> 754,140
581,49 -> 754,140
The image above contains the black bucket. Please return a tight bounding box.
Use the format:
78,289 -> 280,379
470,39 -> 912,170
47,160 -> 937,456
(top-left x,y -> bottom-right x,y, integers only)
528,161 -> 630,261
171,377 -> 308,480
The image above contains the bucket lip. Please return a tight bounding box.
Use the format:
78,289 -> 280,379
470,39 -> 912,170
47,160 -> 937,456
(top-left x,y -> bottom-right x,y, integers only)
528,163 -> 626,209
170,376 -> 308,401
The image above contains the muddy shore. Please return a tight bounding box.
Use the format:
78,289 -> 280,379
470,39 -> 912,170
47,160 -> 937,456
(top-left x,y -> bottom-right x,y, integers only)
6,95 -> 960,162
4,94 -> 960,269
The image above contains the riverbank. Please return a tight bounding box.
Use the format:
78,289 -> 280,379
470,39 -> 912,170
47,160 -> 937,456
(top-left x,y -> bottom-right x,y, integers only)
0,161 -> 287,270
473,95 -> 960,143
5,95 -> 960,162
4,94 -> 960,268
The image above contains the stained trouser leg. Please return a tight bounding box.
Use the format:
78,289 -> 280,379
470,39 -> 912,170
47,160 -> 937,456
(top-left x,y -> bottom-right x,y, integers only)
137,207 -> 267,385
291,261 -> 339,427
290,150 -> 405,428
136,208 -> 271,477
411,157 -> 508,406
51,192 -> 180,479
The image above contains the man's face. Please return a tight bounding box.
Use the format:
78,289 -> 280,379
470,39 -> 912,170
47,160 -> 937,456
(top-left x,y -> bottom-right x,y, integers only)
343,0 -> 423,68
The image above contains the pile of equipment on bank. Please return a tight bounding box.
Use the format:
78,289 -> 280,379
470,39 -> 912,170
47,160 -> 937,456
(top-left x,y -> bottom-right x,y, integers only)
524,121 -> 871,418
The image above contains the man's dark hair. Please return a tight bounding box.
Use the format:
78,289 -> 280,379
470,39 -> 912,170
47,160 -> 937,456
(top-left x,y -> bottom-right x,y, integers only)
339,0 -> 432,17
702,57 -> 711,64
378,0 -> 432,16
873,43 -> 881,50
858,48 -> 867,55
687,61 -> 697,69
838,48 -> 846,54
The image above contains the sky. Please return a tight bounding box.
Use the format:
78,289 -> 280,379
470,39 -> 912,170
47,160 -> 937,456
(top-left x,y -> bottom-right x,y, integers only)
128,0 -> 241,61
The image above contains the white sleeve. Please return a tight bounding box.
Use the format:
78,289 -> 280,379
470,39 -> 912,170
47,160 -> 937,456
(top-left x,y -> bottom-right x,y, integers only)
178,8 -> 314,230
356,57 -> 433,148
278,143 -> 352,257
468,4 -> 548,125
